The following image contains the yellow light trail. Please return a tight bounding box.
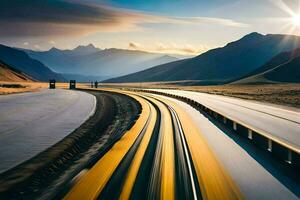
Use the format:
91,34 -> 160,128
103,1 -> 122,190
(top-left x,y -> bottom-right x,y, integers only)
151,93 -> 243,200
119,97 -> 157,200
64,88 -> 243,200
146,96 -> 175,200
64,93 -> 151,200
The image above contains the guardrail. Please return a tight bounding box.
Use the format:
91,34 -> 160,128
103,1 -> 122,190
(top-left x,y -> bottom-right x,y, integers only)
136,89 -> 300,169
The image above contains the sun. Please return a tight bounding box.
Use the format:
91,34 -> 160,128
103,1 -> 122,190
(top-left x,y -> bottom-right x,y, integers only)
291,15 -> 300,26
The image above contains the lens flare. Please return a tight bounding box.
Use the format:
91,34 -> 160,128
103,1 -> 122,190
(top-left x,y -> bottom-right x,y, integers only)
292,15 -> 300,26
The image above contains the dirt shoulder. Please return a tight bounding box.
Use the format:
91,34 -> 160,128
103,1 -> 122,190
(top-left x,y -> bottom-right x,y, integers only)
0,89 -> 141,199
0,82 -> 88,95
0,82 -> 40,95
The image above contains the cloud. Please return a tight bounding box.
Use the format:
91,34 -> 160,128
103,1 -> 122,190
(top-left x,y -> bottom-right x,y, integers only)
34,44 -> 41,50
0,0 -> 141,37
149,16 -> 249,28
128,42 -> 211,55
128,42 -> 141,49
155,42 -> 210,54
23,42 -> 29,46
0,0 -> 248,38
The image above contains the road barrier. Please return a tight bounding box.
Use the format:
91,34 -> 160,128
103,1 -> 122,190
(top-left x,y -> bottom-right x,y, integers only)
49,79 -> 56,89
69,80 -> 76,89
136,89 -> 300,169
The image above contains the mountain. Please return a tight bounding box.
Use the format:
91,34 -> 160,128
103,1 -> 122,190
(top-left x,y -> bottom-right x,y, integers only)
70,44 -> 100,56
39,44 -> 101,57
24,45 -> 179,79
232,48 -> 300,84
104,32 -> 300,84
0,44 -> 65,81
0,60 -> 33,82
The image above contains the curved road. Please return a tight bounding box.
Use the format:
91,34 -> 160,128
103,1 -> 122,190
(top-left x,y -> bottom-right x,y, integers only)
1,88 -> 298,199
64,88 -> 298,200
149,89 -> 300,151
0,89 -> 96,173
65,90 -> 243,200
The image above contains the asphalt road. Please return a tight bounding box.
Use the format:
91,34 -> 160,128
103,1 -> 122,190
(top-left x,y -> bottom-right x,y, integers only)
65,90 -> 243,200
5,88 -> 296,199
159,94 -> 299,200
150,89 -> 300,151
0,89 -> 96,173
64,89 -> 299,200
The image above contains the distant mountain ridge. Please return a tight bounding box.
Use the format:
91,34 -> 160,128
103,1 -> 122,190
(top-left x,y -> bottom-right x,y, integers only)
44,43 -> 101,57
24,45 -> 179,80
232,48 -> 300,84
105,32 -> 300,84
0,44 -> 65,81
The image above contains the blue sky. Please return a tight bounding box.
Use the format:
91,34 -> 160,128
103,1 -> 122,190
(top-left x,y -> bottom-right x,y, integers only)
1,0 -> 300,55
102,0 -> 231,15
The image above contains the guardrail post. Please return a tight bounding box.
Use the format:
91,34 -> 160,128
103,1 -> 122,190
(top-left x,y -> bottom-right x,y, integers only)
268,139 -> 272,152
233,122 -> 237,131
248,129 -> 253,139
287,150 -> 292,164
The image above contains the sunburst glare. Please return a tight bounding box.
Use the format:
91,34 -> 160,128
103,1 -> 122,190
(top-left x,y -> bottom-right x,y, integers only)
270,0 -> 300,33
291,14 -> 300,27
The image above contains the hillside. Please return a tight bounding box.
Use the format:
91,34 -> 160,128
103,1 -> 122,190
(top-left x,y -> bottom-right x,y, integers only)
232,49 -> 300,84
105,32 -> 300,84
0,61 -> 33,82
0,44 -> 65,81
24,45 -> 179,80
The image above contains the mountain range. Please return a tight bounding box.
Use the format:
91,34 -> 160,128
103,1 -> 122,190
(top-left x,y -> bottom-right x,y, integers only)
232,48 -> 300,84
105,32 -> 300,84
0,44 -> 65,81
1,32 -> 299,84
24,44 -> 179,80
0,60 -> 33,82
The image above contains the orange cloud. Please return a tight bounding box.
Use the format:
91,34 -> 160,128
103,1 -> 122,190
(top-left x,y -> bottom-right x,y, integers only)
128,42 -> 211,55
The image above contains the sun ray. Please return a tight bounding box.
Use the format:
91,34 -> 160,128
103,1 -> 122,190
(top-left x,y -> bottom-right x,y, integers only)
269,0 -> 295,16
269,0 -> 300,35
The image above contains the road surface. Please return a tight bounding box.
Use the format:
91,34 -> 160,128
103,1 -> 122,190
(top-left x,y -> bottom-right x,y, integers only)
0,89 -> 96,173
149,89 -> 300,151
64,89 -> 299,200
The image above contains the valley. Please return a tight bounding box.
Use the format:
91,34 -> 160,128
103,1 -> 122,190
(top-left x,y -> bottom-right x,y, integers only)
1,2 -> 300,198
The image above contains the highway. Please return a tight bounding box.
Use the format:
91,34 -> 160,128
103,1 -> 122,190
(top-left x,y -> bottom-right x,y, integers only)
0,89 -> 96,173
65,89 -> 300,199
149,89 -> 300,151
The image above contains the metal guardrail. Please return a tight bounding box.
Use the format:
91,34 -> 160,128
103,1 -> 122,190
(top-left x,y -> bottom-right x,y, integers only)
136,89 -> 300,168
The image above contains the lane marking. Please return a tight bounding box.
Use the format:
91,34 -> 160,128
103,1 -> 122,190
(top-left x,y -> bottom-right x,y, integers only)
150,93 -> 244,200
145,89 -> 300,153
169,106 -> 198,200
142,96 -> 175,200
119,99 -> 157,200
197,93 -> 300,125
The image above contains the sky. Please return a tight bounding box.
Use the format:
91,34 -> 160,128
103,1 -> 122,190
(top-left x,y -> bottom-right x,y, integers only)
1,0 -> 300,55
